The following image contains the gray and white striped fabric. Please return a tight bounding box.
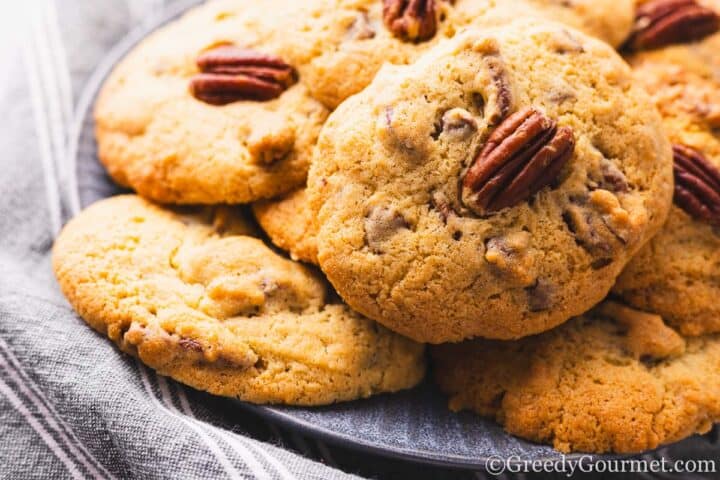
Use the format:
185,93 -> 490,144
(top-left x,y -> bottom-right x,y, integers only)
2,1 -> 365,478
2,1 -> 719,479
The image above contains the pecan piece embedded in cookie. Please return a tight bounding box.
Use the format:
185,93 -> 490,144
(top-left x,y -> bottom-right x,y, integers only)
461,107 -> 575,216
382,0 -> 439,43
347,12 -> 377,41
481,52 -> 513,125
626,0 -> 720,51
364,206 -> 410,253
438,108 -> 477,140
673,144 -> 720,224
190,45 -> 297,105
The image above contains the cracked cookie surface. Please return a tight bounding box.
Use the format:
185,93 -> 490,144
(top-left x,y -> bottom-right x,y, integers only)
614,32 -> 720,336
432,302 -> 720,453
308,21 -> 672,343
52,195 -> 425,405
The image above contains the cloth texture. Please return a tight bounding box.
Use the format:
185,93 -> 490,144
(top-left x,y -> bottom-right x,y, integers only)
1,1 -> 719,479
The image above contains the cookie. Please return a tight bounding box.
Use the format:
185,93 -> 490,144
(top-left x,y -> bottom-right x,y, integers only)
52,195 -> 425,405
95,0 -> 335,204
305,0 -> 636,109
307,21 -> 673,343
526,0 -> 635,49
253,188 -> 319,264
432,301 -> 720,454
614,33 -> 720,336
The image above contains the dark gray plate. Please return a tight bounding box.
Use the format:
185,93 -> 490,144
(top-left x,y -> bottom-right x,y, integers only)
67,0 -> 716,470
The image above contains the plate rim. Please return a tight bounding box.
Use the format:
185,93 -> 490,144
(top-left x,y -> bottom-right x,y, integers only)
64,0 -> 684,471
236,400 -> 605,470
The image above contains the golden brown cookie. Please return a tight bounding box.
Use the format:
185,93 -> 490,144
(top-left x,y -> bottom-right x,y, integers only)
614,32 -> 720,336
95,0 -> 336,204
252,189 -> 319,264
53,195 -> 425,405
308,21 -> 673,343
432,301 -> 720,453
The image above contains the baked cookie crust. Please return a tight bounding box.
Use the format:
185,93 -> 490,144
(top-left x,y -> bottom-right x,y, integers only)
53,195 -> 425,405
308,21 -> 672,343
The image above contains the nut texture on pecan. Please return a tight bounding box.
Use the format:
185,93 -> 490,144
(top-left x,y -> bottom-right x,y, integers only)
626,0 -> 720,51
673,144 -> 720,224
461,107 -> 575,216
382,0 -> 438,43
190,45 -> 297,105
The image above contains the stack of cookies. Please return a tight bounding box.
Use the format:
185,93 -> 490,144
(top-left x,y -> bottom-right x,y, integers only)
53,0 -> 720,455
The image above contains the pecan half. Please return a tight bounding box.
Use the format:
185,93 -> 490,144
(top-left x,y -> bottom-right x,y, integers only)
190,45 -> 297,105
626,0 -> 720,51
673,144 -> 720,224
461,107 -> 575,216
382,0 -> 439,43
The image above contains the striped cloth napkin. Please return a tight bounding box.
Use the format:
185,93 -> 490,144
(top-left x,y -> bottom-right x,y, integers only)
2,1 -> 361,478
2,1 -> 718,479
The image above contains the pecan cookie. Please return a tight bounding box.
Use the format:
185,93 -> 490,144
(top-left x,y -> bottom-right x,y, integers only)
52,195 -> 425,405
308,21 -> 673,343
95,0 -> 335,204
614,33 -> 720,336
432,302 -> 720,453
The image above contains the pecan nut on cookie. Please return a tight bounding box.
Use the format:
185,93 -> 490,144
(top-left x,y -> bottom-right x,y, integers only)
614,32 -> 720,336
432,302 -> 720,453
307,21 -> 673,343
52,195 -> 424,405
